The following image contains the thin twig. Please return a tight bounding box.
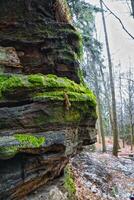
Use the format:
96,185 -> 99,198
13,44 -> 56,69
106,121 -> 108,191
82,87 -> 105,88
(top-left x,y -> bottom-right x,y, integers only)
102,0 -> 134,40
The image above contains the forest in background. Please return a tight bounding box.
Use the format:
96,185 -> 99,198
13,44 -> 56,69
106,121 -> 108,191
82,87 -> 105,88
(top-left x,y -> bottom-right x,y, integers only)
68,0 -> 134,156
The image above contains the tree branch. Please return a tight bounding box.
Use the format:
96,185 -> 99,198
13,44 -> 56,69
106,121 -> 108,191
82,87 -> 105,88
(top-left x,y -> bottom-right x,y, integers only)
102,0 -> 134,40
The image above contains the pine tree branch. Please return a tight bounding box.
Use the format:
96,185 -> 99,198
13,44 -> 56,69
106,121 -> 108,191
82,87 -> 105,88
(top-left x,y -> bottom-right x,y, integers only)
102,0 -> 134,40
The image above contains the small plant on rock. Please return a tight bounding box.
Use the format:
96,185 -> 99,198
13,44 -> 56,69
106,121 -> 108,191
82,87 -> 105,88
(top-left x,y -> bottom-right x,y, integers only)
64,165 -> 76,200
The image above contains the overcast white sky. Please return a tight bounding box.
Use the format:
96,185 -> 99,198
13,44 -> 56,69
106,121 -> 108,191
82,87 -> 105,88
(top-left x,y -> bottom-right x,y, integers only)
86,0 -> 134,72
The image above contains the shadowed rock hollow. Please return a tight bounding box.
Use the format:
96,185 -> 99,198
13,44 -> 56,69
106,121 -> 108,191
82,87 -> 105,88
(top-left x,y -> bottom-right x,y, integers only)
0,1 -> 97,199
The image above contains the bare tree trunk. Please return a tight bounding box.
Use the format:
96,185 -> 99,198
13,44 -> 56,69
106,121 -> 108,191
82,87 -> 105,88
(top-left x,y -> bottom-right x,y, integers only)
91,54 -> 106,152
100,0 -> 119,156
131,0 -> 134,18
119,73 -> 125,148
130,122 -> 134,151
128,68 -> 134,151
129,112 -> 133,152
97,98 -> 106,152
96,106 -> 102,144
99,63 -> 112,135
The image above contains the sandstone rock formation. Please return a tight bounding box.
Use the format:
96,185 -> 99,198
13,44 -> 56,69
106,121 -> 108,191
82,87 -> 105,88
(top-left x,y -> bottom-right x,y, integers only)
0,0 -> 82,82
0,1 -> 97,199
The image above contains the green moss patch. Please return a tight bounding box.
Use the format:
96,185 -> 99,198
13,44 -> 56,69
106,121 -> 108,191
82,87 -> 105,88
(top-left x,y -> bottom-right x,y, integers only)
64,165 -> 76,198
0,73 -> 96,105
74,31 -> 83,60
34,91 -> 94,104
0,74 -> 9,98
15,134 -> 45,147
0,134 -> 45,159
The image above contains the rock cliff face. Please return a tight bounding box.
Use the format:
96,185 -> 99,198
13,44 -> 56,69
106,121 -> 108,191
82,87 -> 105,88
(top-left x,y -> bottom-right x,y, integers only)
0,1 -> 97,199
0,0 -> 82,82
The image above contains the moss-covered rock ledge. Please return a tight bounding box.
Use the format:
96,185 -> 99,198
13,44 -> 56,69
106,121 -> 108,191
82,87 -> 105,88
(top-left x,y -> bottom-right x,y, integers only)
0,73 -> 96,105
0,73 -> 97,137
0,134 -> 45,159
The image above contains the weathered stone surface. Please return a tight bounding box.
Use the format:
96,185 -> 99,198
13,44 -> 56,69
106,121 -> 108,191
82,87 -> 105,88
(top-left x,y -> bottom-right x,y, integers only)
0,153 -> 68,200
0,0 -> 82,83
0,47 -> 21,67
0,1 -> 97,199
0,73 -> 97,199
0,47 -> 22,73
0,101 -> 95,133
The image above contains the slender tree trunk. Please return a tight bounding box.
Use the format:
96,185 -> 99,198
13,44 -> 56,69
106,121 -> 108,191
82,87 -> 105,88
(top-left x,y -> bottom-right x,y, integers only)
96,106 -> 102,144
99,63 -> 112,135
100,0 -> 119,156
93,59 -> 106,152
97,98 -> 106,152
128,69 -> 134,151
119,74 -> 125,148
131,0 -> 134,18
129,111 -> 133,152
130,121 -> 134,151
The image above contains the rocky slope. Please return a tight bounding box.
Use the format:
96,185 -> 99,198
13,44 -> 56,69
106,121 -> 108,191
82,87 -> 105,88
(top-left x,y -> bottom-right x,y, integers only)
0,1 -> 97,200
69,152 -> 134,200
22,151 -> 134,200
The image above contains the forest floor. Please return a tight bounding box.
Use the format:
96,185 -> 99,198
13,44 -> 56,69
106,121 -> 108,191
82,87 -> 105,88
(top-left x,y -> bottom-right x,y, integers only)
71,151 -> 134,200
96,136 -> 134,157
27,138 -> 134,200
70,138 -> 134,200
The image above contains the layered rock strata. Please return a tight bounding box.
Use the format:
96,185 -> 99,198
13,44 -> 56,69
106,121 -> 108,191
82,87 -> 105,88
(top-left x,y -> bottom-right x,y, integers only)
0,1 -> 97,199
0,0 -> 82,82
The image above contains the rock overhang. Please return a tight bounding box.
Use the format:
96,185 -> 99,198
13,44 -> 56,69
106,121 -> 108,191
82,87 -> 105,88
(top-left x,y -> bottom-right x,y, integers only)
0,73 -> 96,103
0,73 -> 97,160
